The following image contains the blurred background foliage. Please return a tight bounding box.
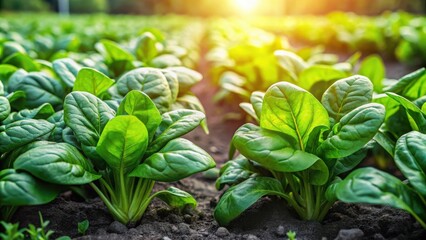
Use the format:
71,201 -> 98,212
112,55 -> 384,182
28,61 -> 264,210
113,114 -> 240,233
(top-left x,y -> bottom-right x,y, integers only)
0,0 -> 424,15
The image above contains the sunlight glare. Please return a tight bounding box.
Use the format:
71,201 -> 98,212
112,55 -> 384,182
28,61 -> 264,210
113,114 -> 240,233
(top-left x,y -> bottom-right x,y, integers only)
233,0 -> 259,14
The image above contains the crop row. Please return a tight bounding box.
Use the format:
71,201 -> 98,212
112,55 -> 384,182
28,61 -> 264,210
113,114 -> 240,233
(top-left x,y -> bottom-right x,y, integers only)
0,13 -> 426,237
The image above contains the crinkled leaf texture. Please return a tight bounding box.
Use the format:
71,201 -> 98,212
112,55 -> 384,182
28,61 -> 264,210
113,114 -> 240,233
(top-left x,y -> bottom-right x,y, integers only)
0,119 -> 54,154
322,75 -> 373,125
317,103 -> 385,159
260,82 -> 329,149
116,68 -> 172,113
130,138 -> 215,182
64,91 -> 115,166
147,109 -> 205,156
14,142 -> 101,185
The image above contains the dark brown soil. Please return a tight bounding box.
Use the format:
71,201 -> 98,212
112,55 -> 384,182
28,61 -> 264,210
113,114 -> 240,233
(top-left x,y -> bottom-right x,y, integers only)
10,51 -> 426,239
13,177 -> 426,240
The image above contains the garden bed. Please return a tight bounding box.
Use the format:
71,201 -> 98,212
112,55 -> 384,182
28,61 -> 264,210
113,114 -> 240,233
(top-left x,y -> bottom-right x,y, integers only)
11,56 -> 426,240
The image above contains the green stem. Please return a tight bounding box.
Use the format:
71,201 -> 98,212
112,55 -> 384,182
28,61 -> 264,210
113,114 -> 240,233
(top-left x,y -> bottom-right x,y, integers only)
99,178 -> 117,203
317,200 -> 335,221
130,180 -> 155,224
285,173 -> 303,205
288,192 -> 306,217
313,185 -> 323,219
119,169 -> 129,213
128,178 -> 147,218
90,182 -> 128,224
302,172 -> 314,220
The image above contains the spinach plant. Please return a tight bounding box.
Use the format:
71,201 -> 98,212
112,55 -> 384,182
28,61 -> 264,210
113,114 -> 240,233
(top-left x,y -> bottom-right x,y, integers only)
214,76 -> 385,225
0,85 -> 62,221
328,89 -> 426,228
371,68 -> 426,162
61,90 -> 215,225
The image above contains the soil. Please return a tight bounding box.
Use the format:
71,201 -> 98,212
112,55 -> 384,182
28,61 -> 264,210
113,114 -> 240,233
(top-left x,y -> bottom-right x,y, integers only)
11,49 -> 426,239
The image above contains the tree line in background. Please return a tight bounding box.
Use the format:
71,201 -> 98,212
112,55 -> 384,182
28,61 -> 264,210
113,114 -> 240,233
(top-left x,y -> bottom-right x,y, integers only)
0,0 -> 424,15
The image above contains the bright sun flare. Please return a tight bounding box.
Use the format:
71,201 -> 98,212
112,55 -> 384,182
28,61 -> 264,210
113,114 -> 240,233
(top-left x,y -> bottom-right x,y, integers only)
233,0 -> 259,14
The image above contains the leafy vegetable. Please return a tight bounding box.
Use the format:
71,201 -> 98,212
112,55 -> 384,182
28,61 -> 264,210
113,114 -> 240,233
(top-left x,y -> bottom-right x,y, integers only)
63,90 -> 214,225
215,76 -> 385,225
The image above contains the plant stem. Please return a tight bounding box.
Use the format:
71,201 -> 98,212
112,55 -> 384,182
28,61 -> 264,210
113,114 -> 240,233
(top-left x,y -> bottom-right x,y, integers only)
303,177 -> 313,220
90,182 -> 128,223
119,169 -> 129,213
130,180 -> 155,224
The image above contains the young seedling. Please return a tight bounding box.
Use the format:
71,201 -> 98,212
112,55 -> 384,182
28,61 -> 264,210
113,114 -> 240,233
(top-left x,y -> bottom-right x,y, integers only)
77,220 -> 89,235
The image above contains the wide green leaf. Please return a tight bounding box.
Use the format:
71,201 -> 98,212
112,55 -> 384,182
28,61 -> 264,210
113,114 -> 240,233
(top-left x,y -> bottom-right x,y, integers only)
130,138 -> 215,182
14,72 -> 64,109
96,40 -> 135,77
14,142 -> 101,185
152,187 -> 197,210
260,82 -> 329,149
214,176 -> 285,226
386,92 -> 426,132
117,90 -> 161,140
333,147 -> 368,176
98,39 -> 134,62
73,68 -> 115,97
233,124 -> 329,184
373,93 -> 400,122
2,103 -> 54,125
358,55 -> 385,93
330,167 -> 426,228
317,103 -> 385,159
322,75 -> 373,125
383,68 -> 426,100
64,91 -> 115,163
6,69 -> 27,93
135,32 -> 158,63
298,65 -> 347,92
161,70 -> 179,102
0,169 -> 59,206
166,67 -> 202,94
274,50 -> 307,81
96,115 -> 149,173
0,119 -> 54,154
116,68 -> 172,113
216,155 -> 262,190
151,54 -> 182,68
0,96 -> 10,121
3,53 -> 39,72
52,58 -> 81,88
147,109 -> 205,156
395,131 -> 426,197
